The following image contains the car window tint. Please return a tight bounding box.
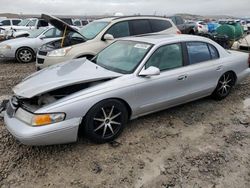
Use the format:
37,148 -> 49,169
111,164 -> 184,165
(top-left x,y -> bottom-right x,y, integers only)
187,42 -> 211,64
146,43 -> 183,71
1,20 -> 11,26
208,44 -> 219,59
130,20 -> 151,35
149,19 -> 172,32
106,21 -> 130,38
12,20 -> 21,25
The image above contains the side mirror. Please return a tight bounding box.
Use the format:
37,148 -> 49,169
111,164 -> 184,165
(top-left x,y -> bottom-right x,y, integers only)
139,66 -> 160,77
103,34 -> 114,41
39,34 -> 46,40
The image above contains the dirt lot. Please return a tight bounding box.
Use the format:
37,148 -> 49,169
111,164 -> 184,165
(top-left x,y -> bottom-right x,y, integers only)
0,61 -> 250,188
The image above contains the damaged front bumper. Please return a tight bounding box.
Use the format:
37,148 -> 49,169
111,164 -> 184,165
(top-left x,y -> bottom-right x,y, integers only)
4,101 -> 82,145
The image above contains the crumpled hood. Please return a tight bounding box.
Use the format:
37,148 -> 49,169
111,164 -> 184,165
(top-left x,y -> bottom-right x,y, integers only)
13,59 -> 122,98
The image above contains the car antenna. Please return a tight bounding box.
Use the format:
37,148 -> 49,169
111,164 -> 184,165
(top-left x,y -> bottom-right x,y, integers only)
61,25 -> 67,48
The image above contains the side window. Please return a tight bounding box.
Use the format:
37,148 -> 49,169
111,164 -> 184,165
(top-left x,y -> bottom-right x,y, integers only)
146,43 -> 183,71
74,20 -> 81,27
130,19 -> 151,35
1,20 -> 11,26
186,42 -> 211,64
55,29 -> 62,37
106,21 -> 130,38
208,44 -> 219,59
149,19 -> 172,32
12,20 -> 21,25
38,20 -> 49,27
43,28 -> 55,38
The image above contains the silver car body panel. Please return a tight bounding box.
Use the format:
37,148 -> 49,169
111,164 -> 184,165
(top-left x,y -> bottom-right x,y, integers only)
4,34 -> 250,145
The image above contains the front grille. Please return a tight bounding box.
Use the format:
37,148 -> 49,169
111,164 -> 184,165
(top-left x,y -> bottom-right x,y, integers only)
38,51 -> 47,56
37,58 -> 44,64
6,96 -> 20,117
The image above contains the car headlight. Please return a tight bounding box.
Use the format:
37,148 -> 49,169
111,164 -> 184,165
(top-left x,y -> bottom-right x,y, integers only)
0,45 -> 11,49
15,108 -> 66,126
47,47 -> 72,57
31,113 -> 66,126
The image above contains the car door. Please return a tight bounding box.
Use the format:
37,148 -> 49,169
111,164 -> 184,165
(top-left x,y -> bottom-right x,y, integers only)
182,41 -> 222,98
133,43 -> 193,115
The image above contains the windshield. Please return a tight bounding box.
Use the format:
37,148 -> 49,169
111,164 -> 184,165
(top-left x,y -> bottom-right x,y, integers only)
18,19 -> 30,26
76,21 -> 109,40
27,28 -> 46,38
94,41 -> 152,74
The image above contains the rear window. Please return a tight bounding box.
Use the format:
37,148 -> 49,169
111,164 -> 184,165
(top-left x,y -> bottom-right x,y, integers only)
149,19 -> 172,32
130,20 -> 151,35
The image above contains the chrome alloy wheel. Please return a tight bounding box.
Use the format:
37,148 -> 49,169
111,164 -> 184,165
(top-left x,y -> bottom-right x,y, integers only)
93,106 -> 122,138
217,73 -> 233,96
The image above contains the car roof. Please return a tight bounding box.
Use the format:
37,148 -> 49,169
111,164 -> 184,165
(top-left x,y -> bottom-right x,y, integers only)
95,16 -> 172,23
120,34 -> 214,45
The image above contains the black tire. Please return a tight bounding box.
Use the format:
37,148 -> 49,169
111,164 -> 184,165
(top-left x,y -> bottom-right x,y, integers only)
212,72 -> 236,100
83,99 -> 128,143
16,47 -> 35,63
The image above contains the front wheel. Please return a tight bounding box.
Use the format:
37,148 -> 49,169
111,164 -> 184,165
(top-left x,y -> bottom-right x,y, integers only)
212,72 -> 236,100
83,99 -> 128,143
16,48 -> 35,63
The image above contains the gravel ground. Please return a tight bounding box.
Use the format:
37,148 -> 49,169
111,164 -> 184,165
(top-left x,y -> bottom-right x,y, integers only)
0,61 -> 250,188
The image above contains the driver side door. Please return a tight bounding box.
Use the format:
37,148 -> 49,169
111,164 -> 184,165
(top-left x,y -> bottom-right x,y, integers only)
133,43 -> 191,116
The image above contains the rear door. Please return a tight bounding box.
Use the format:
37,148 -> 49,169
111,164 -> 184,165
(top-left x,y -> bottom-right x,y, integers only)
182,41 -> 223,98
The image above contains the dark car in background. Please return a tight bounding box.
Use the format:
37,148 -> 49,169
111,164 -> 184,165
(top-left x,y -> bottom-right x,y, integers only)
168,15 -> 196,34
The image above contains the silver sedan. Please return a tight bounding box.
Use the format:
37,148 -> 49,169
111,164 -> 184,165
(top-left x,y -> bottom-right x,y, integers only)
4,34 -> 250,145
0,27 -> 61,63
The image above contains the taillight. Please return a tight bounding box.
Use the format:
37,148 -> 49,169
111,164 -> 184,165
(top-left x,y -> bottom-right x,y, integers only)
176,30 -> 182,34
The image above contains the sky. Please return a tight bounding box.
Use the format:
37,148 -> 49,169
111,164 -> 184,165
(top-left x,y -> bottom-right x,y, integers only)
0,0 -> 249,17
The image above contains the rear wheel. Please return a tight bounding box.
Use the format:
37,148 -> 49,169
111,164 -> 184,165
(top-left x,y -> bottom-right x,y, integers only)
83,99 -> 128,143
212,72 -> 236,100
16,47 -> 35,63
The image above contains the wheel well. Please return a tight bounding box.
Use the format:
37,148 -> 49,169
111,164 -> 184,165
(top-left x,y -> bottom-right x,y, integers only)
226,71 -> 237,84
15,46 -> 35,57
78,98 -> 132,137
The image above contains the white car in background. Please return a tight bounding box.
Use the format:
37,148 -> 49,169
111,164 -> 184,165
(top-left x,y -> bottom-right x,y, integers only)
0,27 -> 62,63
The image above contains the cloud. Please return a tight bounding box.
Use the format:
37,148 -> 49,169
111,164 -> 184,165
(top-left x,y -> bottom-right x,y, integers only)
0,0 -> 249,17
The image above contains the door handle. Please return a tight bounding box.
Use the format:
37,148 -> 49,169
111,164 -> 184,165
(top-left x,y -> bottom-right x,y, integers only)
178,75 -> 188,81
216,65 -> 223,71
